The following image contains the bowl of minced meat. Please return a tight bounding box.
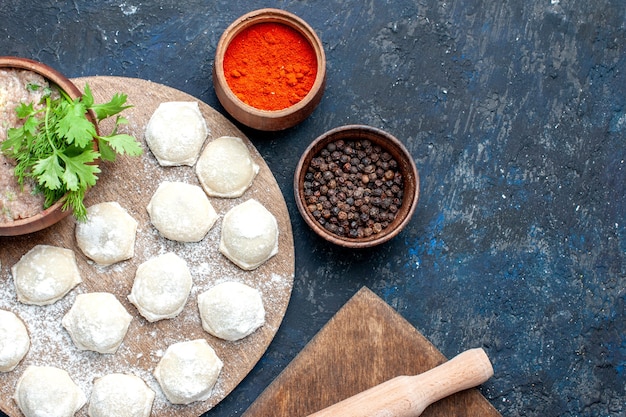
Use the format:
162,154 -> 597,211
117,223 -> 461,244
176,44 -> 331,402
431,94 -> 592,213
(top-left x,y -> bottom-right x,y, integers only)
0,57 -> 93,236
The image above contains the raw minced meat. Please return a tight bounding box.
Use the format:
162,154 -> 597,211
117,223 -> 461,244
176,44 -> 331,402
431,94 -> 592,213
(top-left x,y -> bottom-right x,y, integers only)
0,68 -> 52,222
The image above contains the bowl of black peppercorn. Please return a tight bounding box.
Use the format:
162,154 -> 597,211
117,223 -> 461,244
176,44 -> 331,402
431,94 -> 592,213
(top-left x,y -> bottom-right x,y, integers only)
294,125 -> 419,248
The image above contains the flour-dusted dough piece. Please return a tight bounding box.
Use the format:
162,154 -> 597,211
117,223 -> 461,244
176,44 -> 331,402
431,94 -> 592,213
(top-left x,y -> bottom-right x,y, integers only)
12,244 -> 82,306
14,365 -> 86,417
145,101 -> 209,166
75,202 -> 138,266
62,292 -> 133,354
198,281 -> 265,341
195,136 -> 259,198
128,252 -> 192,322
89,373 -> 155,417
219,199 -> 279,270
147,181 -> 218,242
153,339 -> 223,405
0,309 -> 30,372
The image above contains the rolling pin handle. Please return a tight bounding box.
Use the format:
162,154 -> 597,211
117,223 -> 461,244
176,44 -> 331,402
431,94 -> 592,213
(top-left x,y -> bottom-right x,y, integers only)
408,347 -> 494,409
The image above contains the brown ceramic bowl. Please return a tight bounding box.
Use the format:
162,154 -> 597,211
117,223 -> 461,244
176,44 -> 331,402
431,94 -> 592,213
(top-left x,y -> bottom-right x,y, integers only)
294,125 -> 420,248
213,8 -> 326,131
0,56 -> 98,236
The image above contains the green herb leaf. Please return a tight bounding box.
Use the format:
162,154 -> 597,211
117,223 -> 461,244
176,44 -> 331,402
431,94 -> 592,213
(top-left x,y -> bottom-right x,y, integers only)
1,83 -> 141,220
97,139 -> 117,162
58,149 -> 101,191
2,126 -> 28,158
15,102 -> 37,118
56,100 -> 97,148
62,188 -> 87,219
84,84 -> 132,121
32,154 -> 64,190
80,84 -> 95,108
100,133 -> 143,159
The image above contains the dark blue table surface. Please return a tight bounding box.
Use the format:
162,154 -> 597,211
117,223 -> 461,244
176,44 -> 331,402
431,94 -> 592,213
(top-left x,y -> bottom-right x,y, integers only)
1,1 -> 624,416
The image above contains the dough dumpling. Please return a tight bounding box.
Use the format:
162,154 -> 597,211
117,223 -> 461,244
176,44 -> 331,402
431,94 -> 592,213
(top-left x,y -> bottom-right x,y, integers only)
89,373 -> 155,417
153,339 -> 223,405
12,244 -> 82,305
75,202 -> 138,266
14,365 -> 86,417
195,136 -> 259,198
147,181 -> 218,242
145,101 -> 208,166
128,252 -> 192,322
62,292 -> 133,354
219,199 -> 279,270
0,309 -> 30,372
198,281 -> 265,341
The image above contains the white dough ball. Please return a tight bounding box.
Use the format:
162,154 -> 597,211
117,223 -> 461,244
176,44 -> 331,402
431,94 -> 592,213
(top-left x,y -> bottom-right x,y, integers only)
128,252 -> 192,322
0,309 -> 30,372
75,202 -> 138,266
153,339 -> 223,405
12,244 -> 82,305
88,373 -> 155,417
195,135 -> 259,198
145,101 -> 208,166
14,365 -> 86,417
62,292 -> 133,354
147,181 -> 218,242
198,281 -> 265,341
219,199 -> 279,270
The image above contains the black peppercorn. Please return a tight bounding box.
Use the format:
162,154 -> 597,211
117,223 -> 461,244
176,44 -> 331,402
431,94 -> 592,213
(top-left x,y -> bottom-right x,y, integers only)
302,138 -> 404,239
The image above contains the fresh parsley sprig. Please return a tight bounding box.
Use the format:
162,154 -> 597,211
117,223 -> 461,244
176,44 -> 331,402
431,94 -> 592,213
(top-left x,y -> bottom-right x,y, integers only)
1,83 -> 142,220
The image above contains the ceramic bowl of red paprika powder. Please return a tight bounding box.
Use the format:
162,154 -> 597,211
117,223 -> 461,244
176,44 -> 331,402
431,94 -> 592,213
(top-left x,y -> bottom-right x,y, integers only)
213,8 -> 326,131
294,125 -> 420,248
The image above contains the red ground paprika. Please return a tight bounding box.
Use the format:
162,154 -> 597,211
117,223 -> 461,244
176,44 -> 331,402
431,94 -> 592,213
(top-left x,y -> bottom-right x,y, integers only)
223,22 -> 318,111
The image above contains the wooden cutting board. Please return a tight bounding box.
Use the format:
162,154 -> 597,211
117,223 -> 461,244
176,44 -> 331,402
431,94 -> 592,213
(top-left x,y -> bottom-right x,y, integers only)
243,287 -> 501,417
0,76 -> 294,417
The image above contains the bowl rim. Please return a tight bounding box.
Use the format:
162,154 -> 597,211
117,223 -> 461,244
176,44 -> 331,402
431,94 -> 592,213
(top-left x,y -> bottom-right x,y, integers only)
213,8 -> 327,122
294,124 -> 420,248
0,56 -> 95,236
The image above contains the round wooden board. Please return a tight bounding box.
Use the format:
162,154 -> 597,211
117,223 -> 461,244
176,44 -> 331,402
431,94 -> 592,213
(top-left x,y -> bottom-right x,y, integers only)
0,76 -> 295,417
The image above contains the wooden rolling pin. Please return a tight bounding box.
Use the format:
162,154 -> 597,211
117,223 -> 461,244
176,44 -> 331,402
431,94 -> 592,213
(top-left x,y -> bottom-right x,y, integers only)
306,348 -> 493,417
